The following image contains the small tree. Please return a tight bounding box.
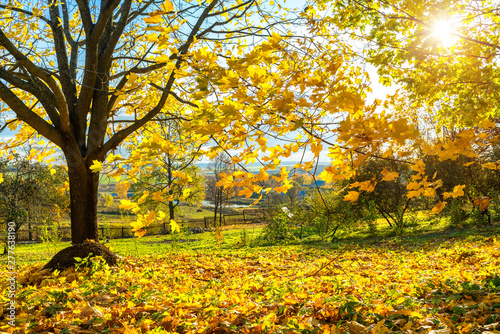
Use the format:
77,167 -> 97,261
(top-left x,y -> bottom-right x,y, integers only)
0,155 -> 69,252
354,157 -> 414,229
206,153 -> 234,227
131,115 -> 205,221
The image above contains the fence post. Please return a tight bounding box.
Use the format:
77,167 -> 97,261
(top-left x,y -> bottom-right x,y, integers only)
100,227 -> 104,238
243,211 -> 246,224
122,227 -> 125,238
163,222 -> 166,233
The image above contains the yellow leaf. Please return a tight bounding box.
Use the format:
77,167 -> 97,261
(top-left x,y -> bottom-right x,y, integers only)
482,162 -> 497,170
256,136 -> 268,150
161,0 -> 174,12
273,167 -> 289,183
50,168 -> 56,175
152,191 -> 165,202
170,219 -> 180,233
406,182 -> 420,191
119,200 -> 137,211
144,15 -> 163,24
157,211 -> 166,221
381,168 -> 399,181
89,160 -> 103,173
407,190 -> 421,199
452,184 -> 465,197
107,153 -> 123,162
422,187 -> 436,198
238,187 -> 254,198
0,172 -> 3,184
137,191 -> 150,204
182,188 -> 191,198
432,201 -> 446,213
372,319 -> 390,333
352,180 -> 376,192
145,210 -> 156,223
343,191 -> 359,202
410,160 -> 425,173
134,229 -> 147,238
310,140 -> 323,157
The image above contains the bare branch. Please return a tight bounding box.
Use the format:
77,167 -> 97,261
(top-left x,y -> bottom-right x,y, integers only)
149,83 -> 199,108
74,0 -> 93,35
102,0 -> 133,63
0,119 -> 17,134
48,0 -> 77,114
0,4 -> 50,25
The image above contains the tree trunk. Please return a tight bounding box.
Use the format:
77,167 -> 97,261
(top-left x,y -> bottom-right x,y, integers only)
169,201 -> 175,221
67,158 -> 100,244
167,153 -> 175,221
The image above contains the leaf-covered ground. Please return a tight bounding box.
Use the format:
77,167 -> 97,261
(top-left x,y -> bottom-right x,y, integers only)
1,235 -> 500,333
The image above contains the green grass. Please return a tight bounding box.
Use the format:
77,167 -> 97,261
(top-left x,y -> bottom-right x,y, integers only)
4,207 -> 499,269
2,224 -> 264,266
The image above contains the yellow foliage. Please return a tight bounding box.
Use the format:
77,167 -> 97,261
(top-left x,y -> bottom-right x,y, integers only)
119,200 -> 138,212
115,182 -> 131,199
432,201 -> 447,213
351,180 -> 376,192
381,168 -> 399,181
443,185 -> 465,199
89,160 -> 103,173
170,219 -> 180,233
343,191 -> 359,202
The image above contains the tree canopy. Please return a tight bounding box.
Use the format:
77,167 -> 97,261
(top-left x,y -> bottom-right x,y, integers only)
0,0 -> 314,244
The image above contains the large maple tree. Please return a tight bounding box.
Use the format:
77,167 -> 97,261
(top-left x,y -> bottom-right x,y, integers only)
0,0 -> 303,246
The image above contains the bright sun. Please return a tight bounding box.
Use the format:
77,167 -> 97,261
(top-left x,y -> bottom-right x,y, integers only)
432,21 -> 458,48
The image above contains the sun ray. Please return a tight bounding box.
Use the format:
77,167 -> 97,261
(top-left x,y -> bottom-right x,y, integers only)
433,21 -> 459,48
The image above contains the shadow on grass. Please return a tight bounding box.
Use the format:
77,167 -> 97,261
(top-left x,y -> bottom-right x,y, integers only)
256,217 -> 499,254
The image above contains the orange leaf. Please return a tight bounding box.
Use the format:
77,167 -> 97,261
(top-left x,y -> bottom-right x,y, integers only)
381,168 -> 399,181
343,191 -> 359,202
432,201 -> 446,213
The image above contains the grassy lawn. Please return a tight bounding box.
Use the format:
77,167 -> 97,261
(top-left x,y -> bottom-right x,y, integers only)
1,216 -> 500,333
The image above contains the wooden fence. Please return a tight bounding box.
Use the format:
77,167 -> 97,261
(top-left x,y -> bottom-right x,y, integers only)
13,208 -> 269,243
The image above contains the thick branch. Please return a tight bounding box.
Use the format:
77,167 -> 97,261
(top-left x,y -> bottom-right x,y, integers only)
102,0 -> 133,63
74,0 -> 94,35
0,68 -> 60,127
0,81 -> 64,147
0,28 -> 70,134
48,0 -> 77,115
